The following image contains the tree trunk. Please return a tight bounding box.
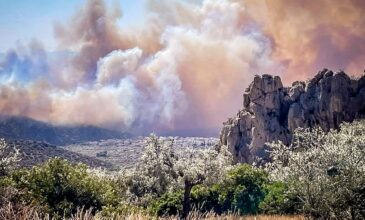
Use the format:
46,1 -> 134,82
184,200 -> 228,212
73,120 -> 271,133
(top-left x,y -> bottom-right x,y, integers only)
182,180 -> 193,219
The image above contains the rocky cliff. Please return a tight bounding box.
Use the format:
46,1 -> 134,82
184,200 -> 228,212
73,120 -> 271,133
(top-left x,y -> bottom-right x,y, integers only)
220,69 -> 365,163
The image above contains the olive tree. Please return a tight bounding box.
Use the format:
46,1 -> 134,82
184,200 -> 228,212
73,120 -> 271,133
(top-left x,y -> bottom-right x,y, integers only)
0,139 -> 20,177
123,135 -> 177,204
174,145 -> 232,218
266,121 -> 365,219
0,138 -> 20,210
124,134 -> 232,218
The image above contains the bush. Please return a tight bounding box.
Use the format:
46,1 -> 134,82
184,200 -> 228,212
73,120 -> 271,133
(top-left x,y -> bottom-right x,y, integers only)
151,164 -> 296,216
267,120 -> 365,219
259,181 -> 301,214
149,191 -> 183,216
191,184 -> 221,213
0,138 -> 19,177
10,158 -> 119,218
217,164 -> 268,215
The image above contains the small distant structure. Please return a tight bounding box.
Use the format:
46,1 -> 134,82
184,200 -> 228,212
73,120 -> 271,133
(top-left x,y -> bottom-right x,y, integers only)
96,151 -> 107,157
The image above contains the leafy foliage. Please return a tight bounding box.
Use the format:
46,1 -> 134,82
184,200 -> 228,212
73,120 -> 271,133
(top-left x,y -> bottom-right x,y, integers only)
4,118 -> 365,219
123,134 -> 232,217
149,191 -> 183,216
151,164 -> 299,216
259,181 -> 301,214
0,138 -> 20,177
123,135 -> 177,202
266,120 -> 365,219
218,164 -> 268,214
0,138 -> 21,211
10,158 -> 119,218
166,164 -> 269,215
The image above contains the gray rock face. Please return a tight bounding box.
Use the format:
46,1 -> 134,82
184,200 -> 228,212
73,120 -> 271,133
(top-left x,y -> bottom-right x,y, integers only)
220,69 -> 365,163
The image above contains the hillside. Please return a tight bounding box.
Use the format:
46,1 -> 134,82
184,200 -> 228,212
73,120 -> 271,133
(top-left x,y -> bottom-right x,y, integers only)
0,116 -> 129,146
5,139 -> 113,168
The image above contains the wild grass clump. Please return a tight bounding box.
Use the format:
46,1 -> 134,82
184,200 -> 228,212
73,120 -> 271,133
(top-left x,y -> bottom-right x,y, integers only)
0,203 -> 304,220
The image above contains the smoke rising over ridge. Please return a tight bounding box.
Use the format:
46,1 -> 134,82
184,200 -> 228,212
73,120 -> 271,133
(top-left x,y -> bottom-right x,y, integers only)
0,0 -> 364,135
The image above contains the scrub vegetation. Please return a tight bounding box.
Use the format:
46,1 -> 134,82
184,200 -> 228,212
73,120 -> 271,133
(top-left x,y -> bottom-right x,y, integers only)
1,121 -> 365,219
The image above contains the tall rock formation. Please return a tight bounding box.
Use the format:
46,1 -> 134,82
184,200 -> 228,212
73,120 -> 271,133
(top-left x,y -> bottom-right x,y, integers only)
220,69 -> 365,163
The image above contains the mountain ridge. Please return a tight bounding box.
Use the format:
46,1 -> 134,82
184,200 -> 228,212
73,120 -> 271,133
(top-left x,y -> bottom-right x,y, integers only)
0,115 -> 129,146
4,139 -> 113,168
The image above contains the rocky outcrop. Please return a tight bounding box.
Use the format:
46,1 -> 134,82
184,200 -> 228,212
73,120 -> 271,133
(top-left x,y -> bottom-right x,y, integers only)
220,69 -> 365,163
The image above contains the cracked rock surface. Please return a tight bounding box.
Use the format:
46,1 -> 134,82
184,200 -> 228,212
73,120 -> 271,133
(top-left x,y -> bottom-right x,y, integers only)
219,69 -> 365,163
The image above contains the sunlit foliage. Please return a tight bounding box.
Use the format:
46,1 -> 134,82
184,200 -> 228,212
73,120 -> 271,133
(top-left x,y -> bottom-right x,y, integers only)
0,139 -> 19,177
266,121 -> 365,219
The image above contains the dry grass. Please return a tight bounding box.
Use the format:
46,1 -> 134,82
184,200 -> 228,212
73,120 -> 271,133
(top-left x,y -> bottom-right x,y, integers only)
0,203 -> 305,220
0,202 -> 50,220
157,212 -> 305,220
161,213 -> 304,220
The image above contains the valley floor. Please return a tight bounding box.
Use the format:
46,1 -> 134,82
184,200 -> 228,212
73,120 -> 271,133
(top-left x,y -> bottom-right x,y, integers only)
61,137 -> 218,168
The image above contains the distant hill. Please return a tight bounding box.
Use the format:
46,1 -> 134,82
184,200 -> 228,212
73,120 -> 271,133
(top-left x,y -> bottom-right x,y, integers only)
5,139 -> 113,168
0,116 -> 129,146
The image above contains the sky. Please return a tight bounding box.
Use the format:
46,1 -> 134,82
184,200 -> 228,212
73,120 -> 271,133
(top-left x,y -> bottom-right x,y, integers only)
0,0 -> 146,52
0,0 -> 364,136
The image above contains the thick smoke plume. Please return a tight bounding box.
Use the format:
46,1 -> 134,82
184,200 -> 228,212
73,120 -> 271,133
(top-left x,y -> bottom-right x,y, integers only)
0,0 -> 364,135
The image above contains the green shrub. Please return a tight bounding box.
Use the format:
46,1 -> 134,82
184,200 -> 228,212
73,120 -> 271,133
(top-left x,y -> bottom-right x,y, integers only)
217,164 -> 268,215
191,184 -> 221,213
11,158 -> 119,218
0,176 -> 22,207
149,191 -> 183,216
152,164 -> 280,216
259,181 -> 301,214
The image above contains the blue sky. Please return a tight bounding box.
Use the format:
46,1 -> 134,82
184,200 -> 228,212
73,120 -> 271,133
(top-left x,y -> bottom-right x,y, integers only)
0,0 -> 146,52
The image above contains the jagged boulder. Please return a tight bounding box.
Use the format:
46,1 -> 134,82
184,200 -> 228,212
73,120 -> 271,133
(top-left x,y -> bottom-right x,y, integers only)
220,69 -> 365,163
